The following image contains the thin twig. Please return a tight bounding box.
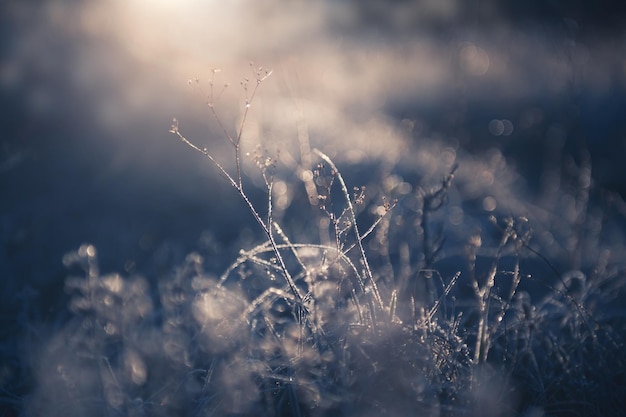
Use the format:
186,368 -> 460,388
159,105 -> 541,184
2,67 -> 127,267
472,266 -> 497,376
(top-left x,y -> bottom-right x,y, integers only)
313,149 -> 384,312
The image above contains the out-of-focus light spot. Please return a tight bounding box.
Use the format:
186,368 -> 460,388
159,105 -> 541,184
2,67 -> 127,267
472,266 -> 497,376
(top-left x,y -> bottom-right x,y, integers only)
276,194 -> 290,210
384,175 -> 413,195
468,234 -> 482,249
488,119 -> 513,136
299,169 -> 314,182
501,119 -> 514,136
273,179 -> 288,196
375,205 -> 388,216
383,175 -> 400,192
125,350 -> 147,386
396,182 -> 412,195
459,43 -> 490,76
449,205 -> 464,226
441,147 -> 456,167
102,274 -> 123,293
482,196 -> 497,212
103,295 -> 114,306
104,322 -> 117,335
78,244 -> 97,258
489,119 -> 504,136
480,169 -> 494,186
400,118 -> 415,132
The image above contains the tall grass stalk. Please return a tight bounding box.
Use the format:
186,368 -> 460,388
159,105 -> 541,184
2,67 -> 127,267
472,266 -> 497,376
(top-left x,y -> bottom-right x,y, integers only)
170,67 -> 306,307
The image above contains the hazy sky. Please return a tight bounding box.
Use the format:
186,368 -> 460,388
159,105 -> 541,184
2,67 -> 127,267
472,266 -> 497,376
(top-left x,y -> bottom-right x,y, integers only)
1,0 -> 624,279
3,0 -> 624,165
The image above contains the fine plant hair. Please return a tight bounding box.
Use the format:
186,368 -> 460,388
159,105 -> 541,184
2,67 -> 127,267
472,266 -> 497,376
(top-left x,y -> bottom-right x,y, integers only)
170,67 -> 306,306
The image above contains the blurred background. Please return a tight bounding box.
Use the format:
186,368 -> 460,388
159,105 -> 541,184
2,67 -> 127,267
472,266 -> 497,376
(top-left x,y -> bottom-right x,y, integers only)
1,0 -> 625,407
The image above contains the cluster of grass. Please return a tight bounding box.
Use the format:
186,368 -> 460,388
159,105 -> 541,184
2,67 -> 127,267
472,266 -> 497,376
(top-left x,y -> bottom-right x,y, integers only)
23,67 -> 625,417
